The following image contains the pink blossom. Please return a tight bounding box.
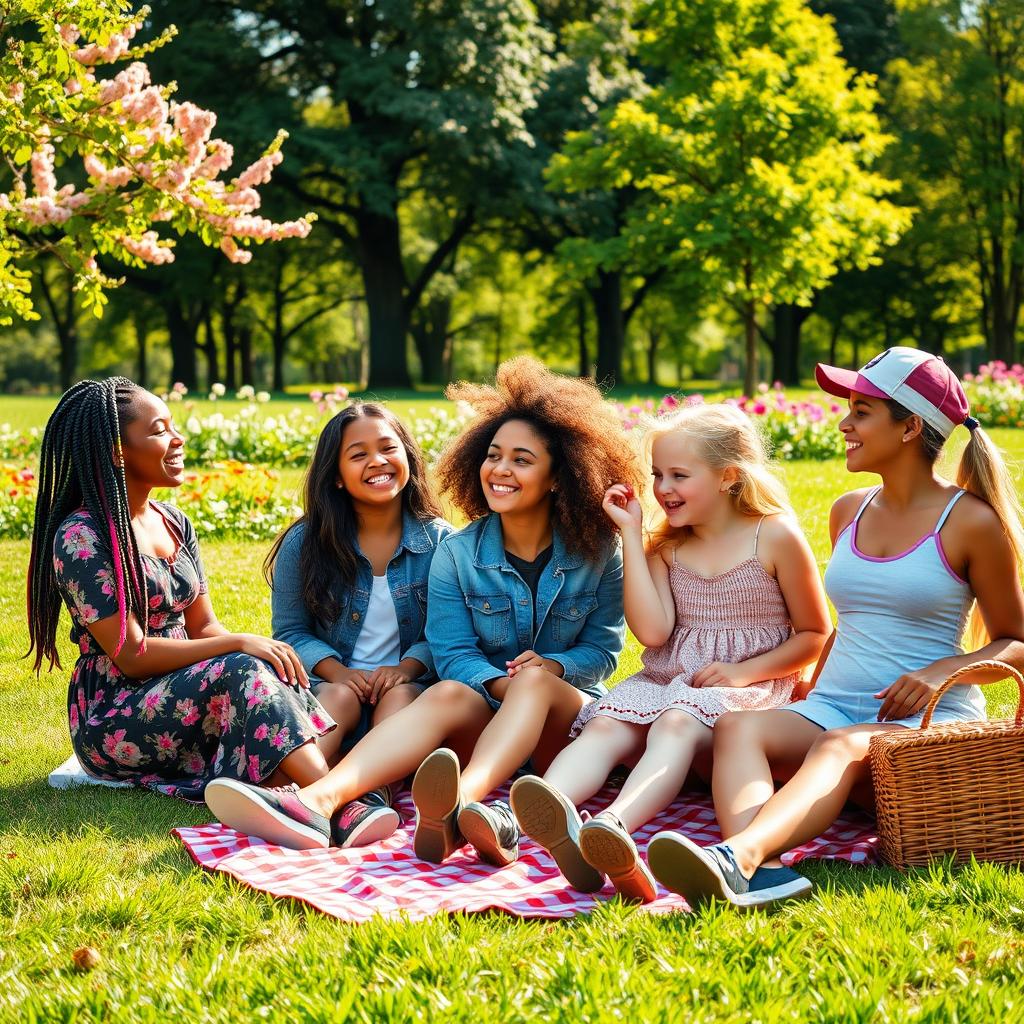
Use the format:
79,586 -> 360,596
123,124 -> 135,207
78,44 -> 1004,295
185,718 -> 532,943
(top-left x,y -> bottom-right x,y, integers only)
247,754 -> 262,781
234,151 -> 283,190
120,231 -> 174,265
253,723 -> 269,741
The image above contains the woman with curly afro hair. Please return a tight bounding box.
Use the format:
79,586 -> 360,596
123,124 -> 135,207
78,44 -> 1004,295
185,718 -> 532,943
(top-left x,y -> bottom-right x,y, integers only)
196,358 -> 642,857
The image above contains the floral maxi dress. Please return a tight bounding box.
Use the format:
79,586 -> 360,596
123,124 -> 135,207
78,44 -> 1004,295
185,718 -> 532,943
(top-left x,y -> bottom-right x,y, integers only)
54,504 -> 334,800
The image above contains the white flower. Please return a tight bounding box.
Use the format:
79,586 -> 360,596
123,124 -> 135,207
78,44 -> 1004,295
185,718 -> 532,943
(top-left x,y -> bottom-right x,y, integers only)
256,391 -> 270,403
211,383 -> 226,397
237,385 -> 255,401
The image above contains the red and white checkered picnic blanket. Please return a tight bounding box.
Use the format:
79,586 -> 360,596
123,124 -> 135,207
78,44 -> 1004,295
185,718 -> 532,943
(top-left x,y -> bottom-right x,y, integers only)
173,785 -> 878,921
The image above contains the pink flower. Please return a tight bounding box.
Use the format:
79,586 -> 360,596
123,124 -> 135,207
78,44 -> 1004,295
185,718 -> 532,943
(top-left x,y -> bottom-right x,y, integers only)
253,723 -> 269,741
247,754 -> 262,781
270,727 -> 289,750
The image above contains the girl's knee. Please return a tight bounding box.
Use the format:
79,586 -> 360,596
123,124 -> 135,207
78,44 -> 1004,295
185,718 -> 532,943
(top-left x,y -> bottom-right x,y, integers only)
809,726 -> 872,764
714,710 -> 758,743
505,666 -> 567,701
374,682 -> 422,717
651,709 -> 705,738
423,679 -> 487,711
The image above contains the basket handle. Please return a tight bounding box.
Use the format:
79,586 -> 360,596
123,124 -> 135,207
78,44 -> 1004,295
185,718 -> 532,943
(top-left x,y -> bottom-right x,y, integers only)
919,659 -> 1024,729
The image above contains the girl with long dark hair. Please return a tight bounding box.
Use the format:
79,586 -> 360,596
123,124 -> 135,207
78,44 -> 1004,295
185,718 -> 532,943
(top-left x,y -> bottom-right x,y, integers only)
28,378 -> 334,801
251,403 -> 451,846
203,358 -> 642,855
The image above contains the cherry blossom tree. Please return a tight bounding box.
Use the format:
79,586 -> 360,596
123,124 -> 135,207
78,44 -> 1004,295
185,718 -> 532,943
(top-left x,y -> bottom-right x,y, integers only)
1,1 -> 314,327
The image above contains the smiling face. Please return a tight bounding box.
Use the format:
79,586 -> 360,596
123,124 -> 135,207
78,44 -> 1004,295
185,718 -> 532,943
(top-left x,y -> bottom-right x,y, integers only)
839,392 -> 914,471
119,391 -> 186,489
479,418 -> 556,516
650,431 -> 733,528
336,414 -> 411,507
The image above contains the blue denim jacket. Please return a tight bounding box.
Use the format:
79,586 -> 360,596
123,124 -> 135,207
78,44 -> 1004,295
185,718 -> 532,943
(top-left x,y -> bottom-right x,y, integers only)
425,512 -> 625,698
271,512 -> 453,681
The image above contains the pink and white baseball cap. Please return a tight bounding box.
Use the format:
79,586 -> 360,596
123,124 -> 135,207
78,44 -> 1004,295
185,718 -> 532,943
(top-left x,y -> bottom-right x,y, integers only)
816,347 -> 975,439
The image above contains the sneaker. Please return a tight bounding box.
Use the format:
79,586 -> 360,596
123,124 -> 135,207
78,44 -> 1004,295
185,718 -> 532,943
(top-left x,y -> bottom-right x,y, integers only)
411,748 -> 464,862
578,813 -> 658,903
204,777 -> 330,850
509,776 -> 603,893
749,864 -> 814,901
648,832 -> 764,908
331,786 -> 401,849
458,800 -> 521,867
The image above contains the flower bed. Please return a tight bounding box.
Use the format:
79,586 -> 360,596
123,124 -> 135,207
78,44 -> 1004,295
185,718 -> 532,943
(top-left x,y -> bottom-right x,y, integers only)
963,362 -> 1024,429
0,461 -> 302,542
614,386 -> 846,460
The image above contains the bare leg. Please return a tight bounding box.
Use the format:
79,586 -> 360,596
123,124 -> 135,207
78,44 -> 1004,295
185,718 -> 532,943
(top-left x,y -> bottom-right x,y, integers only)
712,709 -> 824,865
723,722 -> 903,878
311,683 -> 365,767
543,715 -> 647,806
458,667 -> 590,803
604,710 -> 711,833
297,680 -> 493,817
276,738 -> 331,787
371,682 -> 423,726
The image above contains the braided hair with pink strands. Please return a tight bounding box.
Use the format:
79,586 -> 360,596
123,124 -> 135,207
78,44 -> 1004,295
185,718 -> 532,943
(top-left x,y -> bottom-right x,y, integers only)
27,377 -> 149,672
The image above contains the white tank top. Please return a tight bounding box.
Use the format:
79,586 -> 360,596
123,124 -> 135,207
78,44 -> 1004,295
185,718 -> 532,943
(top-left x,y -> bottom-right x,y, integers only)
814,487 -> 985,723
348,575 -> 402,671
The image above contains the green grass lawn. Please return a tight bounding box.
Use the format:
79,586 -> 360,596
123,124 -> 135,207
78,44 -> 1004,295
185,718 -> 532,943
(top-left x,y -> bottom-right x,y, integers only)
3,407 -> 1024,1020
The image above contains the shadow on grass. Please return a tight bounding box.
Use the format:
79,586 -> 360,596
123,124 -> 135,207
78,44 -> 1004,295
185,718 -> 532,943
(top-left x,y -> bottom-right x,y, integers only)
0,775 -> 211,844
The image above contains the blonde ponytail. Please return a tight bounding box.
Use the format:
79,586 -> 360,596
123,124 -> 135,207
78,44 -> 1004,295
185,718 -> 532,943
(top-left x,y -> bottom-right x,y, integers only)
957,426 -> 1024,648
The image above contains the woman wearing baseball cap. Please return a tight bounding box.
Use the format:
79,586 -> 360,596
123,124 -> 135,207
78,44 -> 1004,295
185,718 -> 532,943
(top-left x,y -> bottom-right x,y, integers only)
647,346 -> 1024,908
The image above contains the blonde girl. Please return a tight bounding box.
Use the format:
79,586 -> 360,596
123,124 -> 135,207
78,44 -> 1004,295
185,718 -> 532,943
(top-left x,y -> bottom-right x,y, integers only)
512,402 -> 830,901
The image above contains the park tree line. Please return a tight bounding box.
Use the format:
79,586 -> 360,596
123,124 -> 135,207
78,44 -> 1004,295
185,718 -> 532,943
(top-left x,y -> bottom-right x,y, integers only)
3,0 -> 1023,394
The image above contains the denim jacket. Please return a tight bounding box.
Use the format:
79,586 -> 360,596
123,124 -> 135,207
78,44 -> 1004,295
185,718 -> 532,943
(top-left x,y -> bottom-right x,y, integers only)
271,512 -> 453,681
425,512 -> 625,698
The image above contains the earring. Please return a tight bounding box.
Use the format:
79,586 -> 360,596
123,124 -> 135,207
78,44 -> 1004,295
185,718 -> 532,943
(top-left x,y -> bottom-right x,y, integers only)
336,481 -> 344,489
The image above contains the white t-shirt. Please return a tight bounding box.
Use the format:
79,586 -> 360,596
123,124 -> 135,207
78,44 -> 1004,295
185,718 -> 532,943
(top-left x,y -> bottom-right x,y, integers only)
348,575 -> 402,671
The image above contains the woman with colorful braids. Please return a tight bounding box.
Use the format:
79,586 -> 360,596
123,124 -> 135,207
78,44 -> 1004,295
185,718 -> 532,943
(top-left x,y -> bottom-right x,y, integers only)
28,378 -> 335,800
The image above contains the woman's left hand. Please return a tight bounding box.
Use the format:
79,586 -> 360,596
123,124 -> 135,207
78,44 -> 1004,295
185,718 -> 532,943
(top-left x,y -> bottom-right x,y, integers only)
874,665 -> 948,721
366,665 -> 413,704
506,650 -> 564,678
691,662 -> 753,688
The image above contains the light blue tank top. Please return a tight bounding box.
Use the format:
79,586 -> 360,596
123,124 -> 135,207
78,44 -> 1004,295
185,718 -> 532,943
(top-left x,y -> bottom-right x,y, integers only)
814,487 -> 985,724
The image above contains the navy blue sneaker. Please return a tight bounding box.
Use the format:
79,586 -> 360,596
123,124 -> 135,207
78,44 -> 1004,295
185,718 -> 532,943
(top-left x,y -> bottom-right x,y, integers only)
648,832 -> 811,909
205,778 -> 330,850
647,832 -> 751,907
749,864 -> 813,901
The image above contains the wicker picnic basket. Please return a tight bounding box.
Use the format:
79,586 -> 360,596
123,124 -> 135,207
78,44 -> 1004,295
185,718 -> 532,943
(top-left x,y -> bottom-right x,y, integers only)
869,659 -> 1024,869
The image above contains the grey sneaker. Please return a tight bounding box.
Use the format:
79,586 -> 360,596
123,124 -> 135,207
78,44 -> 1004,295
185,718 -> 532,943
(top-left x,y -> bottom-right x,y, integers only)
411,748 -> 464,863
647,833 -> 803,909
509,776 -> 603,893
330,786 -> 401,849
458,799 -> 521,867
204,777 -> 330,850
579,813 -> 658,903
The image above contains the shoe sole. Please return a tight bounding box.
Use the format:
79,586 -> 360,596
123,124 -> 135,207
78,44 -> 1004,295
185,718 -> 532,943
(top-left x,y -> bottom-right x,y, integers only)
510,777 -> 604,893
579,819 -> 657,903
336,806 -> 401,849
458,804 -> 517,867
204,778 -> 328,851
411,749 -> 462,862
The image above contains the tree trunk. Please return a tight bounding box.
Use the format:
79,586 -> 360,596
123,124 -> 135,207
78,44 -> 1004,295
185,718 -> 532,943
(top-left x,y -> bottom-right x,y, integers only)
589,269 -> 625,386
770,303 -> 809,386
202,306 -> 219,390
647,327 -> 661,386
134,311 -> 149,389
743,298 -> 758,398
38,268 -> 78,391
577,296 -> 590,378
356,207 -> 412,389
238,325 -> 254,387
164,300 -> 198,390
411,296 -> 452,385
828,316 -> 843,366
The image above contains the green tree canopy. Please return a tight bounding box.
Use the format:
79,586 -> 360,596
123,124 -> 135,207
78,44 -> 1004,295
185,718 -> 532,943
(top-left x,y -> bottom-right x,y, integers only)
550,0 -> 911,395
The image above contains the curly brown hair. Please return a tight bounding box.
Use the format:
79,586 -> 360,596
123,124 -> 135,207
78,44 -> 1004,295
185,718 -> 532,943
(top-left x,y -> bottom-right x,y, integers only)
437,356 -> 642,559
